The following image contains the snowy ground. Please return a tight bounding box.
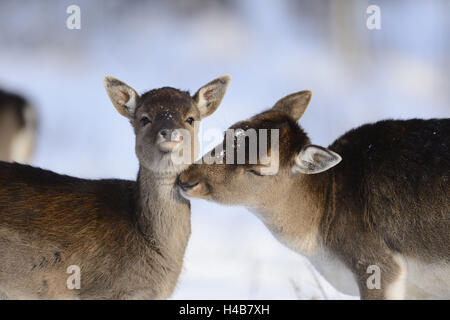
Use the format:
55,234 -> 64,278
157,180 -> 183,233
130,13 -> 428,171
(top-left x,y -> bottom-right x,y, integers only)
0,0 -> 448,299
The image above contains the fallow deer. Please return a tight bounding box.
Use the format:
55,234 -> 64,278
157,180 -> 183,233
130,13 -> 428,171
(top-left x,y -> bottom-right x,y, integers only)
178,91 -> 450,299
0,75 -> 231,299
0,89 -> 38,163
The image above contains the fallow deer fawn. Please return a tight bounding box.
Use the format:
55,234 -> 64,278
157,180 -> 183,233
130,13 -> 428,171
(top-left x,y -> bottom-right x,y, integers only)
0,89 -> 38,163
0,75 -> 231,299
178,91 -> 450,299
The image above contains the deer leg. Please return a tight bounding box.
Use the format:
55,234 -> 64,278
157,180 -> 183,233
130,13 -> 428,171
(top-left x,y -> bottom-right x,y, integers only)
353,252 -> 407,300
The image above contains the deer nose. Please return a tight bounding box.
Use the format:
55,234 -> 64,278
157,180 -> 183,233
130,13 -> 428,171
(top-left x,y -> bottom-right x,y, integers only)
157,129 -> 183,152
159,129 -> 168,138
158,129 -> 170,139
158,129 -> 182,142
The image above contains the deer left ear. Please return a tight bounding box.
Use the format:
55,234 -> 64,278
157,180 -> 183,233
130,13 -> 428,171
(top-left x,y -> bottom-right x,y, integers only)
103,76 -> 139,119
292,145 -> 342,174
193,75 -> 231,119
272,90 -> 312,121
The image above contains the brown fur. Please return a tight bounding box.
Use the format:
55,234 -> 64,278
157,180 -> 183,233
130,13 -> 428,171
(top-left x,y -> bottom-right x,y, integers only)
0,75 -> 230,299
178,91 -> 450,299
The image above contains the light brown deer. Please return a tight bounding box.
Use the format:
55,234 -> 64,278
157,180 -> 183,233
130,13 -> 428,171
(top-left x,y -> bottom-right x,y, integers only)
0,89 -> 38,163
0,75 -> 231,299
178,91 -> 450,299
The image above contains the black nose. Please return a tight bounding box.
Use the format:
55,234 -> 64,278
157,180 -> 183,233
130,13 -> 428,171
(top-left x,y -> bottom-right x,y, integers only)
176,176 -> 199,191
159,129 -> 168,138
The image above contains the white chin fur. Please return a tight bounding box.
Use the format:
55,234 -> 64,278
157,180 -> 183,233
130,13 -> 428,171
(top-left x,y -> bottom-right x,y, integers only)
158,141 -> 181,153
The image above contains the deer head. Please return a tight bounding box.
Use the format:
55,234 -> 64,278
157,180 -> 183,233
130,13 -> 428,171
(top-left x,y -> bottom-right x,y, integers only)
104,75 -> 231,175
177,90 -> 341,206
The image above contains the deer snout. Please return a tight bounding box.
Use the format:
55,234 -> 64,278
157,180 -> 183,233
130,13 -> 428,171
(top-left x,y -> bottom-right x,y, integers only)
157,129 -> 183,152
177,172 -> 210,200
177,172 -> 197,190
178,179 -> 199,192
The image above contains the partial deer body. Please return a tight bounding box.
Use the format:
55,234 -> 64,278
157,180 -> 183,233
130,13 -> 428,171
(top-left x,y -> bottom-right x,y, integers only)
178,91 -> 450,299
0,75 -> 230,299
0,89 -> 37,163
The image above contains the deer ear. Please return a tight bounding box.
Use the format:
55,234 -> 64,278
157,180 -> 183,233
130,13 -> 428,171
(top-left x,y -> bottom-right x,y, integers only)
292,145 -> 341,174
103,76 -> 139,119
193,74 -> 231,119
272,90 -> 312,121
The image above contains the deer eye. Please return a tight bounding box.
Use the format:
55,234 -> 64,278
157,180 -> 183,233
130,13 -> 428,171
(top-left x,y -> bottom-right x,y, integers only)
186,117 -> 194,125
140,116 -> 151,126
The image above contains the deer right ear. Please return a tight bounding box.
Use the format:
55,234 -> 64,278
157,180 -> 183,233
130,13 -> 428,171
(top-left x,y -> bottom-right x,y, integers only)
193,74 -> 231,119
103,76 -> 139,119
292,145 -> 342,174
272,90 -> 312,121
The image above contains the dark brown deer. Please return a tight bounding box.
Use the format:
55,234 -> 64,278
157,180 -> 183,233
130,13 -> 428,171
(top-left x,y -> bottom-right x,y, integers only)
178,91 -> 450,299
0,75 -> 231,299
0,89 -> 38,163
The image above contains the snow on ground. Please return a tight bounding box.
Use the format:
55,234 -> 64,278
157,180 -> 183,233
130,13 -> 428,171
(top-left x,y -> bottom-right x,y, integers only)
0,0 -> 448,299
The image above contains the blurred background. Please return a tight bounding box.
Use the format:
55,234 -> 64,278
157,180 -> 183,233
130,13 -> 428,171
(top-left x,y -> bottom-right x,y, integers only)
0,0 -> 448,299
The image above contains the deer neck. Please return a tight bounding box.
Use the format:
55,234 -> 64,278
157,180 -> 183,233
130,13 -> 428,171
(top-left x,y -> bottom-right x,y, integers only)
136,166 -> 191,262
250,172 -> 330,257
